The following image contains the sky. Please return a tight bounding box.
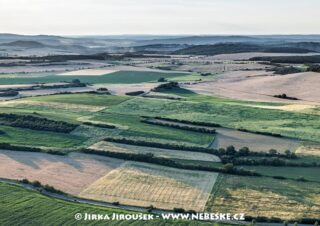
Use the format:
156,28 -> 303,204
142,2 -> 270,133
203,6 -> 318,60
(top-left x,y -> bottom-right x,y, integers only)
0,0 -> 319,35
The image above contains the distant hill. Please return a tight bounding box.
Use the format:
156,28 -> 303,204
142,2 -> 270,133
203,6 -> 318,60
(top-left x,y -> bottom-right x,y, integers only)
0,39 -> 92,55
136,36 -> 260,45
0,40 -> 46,48
283,42 -> 320,52
1,34 -> 320,56
173,43 -> 314,55
250,55 -> 320,64
138,44 -> 189,53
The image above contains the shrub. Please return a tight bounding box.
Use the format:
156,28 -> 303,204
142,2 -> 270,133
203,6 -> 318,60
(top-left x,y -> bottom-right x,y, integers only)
125,91 -> 145,96
173,208 -> 185,213
32,181 -> 41,187
307,64 -> 320,72
158,77 -> 167,82
297,176 -> 307,182
273,93 -> 299,100
269,149 -> 278,155
21,179 -> 30,184
151,82 -> 179,92
0,90 -> 19,97
83,122 -> 116,129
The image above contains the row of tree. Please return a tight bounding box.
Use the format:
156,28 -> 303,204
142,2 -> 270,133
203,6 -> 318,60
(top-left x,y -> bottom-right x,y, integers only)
153,116 -> 222,127
103,137 -> 298,161
20,179 -> 64,194
83,148 -> 259,177
83,121 -> 116,129
141,119 -> 216,134
0,143 -> 66,155
0,113 -> 78,133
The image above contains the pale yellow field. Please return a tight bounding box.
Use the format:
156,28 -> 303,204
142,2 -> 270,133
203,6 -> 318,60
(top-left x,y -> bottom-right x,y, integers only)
213,188 -> 319,220
248,104 -> 317,112
0,150 -> 124,195
206,175 -> 320,220
183,71 -> 320,105
296,144 -> 320,156
58,69 -> 118,76
80,161 -> 218,211
0,100 -> 104,112
89,141 -> 221,162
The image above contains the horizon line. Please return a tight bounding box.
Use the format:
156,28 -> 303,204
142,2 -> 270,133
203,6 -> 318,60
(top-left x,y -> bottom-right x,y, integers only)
1,33 -> 320,37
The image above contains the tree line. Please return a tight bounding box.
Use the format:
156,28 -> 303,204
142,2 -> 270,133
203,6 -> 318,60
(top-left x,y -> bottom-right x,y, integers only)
82,148 -> 259,177
141,119 -> 216,134
0,113 -> 78,133
103,137 -> 298,160
0,143 -> 66,155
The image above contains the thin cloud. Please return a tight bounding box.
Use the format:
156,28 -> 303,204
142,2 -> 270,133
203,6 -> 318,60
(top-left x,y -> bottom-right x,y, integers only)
0,0 -> 319,35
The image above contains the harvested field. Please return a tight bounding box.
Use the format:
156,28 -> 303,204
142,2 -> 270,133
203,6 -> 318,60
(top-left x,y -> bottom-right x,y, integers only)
0,150 -> 124,195
183,71 -> 320,105
80,162 -> 218,211
58,69 -> 118,76
0,84 -> 34,90
296,144 -> 320,156
206,175 -> 320,220
211,127 -> 300,153
176,62 -> 265,74
89,141 -> 221,162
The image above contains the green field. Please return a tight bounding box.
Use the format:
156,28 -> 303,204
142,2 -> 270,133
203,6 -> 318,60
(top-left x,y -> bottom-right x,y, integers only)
0,93 -> 214,147
0,125 -> 85,148
29,93 -> 132,107
0,93 -> 132,124
106,88 -> 320,142
93,112 -> 213,146
242,166 -> 320,182
0,182 -> 233,226
0,71 -> 187,85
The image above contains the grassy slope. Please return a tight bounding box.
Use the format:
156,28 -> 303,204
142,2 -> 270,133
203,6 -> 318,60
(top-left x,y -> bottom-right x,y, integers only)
0,182 -> 233,226
0,125 -> 85,148
0,94 -> 125,148
0,71 -> 187,85
107,88 -> 320,142
0,93 -> 214,147
93,112 -> 213,146
29,93 -> 132,106
0,107 -> 88,124
0,94 -> 131,124
241,166 -> 320,182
